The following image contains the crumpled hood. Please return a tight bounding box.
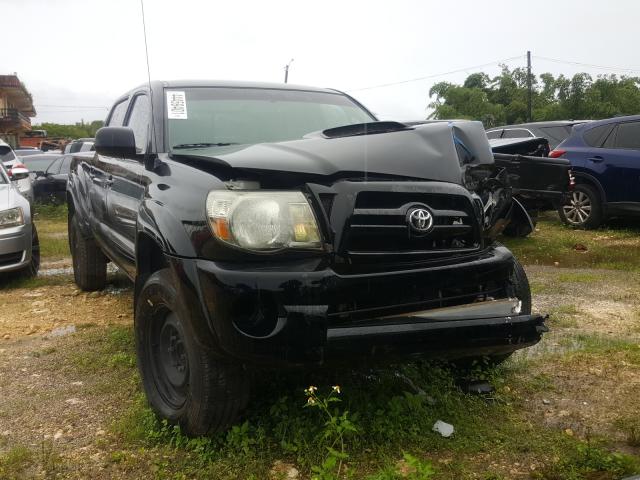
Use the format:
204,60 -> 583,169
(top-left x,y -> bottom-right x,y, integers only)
171,121 -> 494,184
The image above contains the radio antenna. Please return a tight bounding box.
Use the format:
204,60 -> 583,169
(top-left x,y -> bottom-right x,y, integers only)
140,0 -> 157,164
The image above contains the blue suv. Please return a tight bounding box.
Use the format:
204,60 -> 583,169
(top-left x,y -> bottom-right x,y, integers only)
551,115 -> 640,228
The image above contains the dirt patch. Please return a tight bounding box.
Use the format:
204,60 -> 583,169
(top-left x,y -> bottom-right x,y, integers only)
0,278 -> 132,340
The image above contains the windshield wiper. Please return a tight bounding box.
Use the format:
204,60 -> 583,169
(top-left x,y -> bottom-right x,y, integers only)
172,142 -> 239,149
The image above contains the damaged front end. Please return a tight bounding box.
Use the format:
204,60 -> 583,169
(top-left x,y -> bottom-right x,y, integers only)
175,120 -> 557,366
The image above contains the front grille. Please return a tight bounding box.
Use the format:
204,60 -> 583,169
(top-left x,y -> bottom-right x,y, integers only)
0,251 -> 24,267
344,191 -> 480,260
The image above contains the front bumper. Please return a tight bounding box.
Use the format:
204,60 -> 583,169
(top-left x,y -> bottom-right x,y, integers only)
0,224 -> 31,273
181,245 -> 546,367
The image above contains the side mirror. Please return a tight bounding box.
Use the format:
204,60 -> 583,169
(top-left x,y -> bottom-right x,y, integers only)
9,166 -> 30,181
95,127 -> 137,158
34,170 -> 46,178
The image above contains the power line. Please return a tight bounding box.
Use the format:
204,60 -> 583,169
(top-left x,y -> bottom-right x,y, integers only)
348,55 -> 524,92
534,55 -> 640,74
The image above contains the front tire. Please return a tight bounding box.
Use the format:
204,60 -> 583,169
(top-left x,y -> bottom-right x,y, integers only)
69,212 -> 107,291
135,269 -> 250,436
558,184 -> 603,229
455,259 -> 531,369
20,224 -> 40,278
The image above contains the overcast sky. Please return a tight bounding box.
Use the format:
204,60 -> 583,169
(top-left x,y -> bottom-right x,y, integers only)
2,0 -> 639,124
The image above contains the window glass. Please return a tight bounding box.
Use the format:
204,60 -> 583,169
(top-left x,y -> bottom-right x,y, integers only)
539,126 -> 573,147
60,156 -> 72,175
126,95 -> 150,153
46,157 -> 63,174
584,124 -> 614,147
167,88 -> 375,150
0,146 -> 16,162
23,155 -> 60,172
485,130 -> 502,139
502,129 -> 533,138
615,122 -> 640,150
108,99 -> 129,127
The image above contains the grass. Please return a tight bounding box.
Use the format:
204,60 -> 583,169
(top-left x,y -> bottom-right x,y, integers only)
33,202 -> 69,260
503,211 -> 640,271
3,206 -> 640,478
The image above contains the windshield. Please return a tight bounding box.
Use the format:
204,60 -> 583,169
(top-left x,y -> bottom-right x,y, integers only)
166,87 -> 375,150
0,146 -> 17,162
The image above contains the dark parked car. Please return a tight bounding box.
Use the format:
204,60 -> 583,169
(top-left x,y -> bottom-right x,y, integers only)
32,153 -> 72,202
67,80 -> 561,435
21,153 -> 61,178
551,115 -> 640,228
486,121 -> 588,149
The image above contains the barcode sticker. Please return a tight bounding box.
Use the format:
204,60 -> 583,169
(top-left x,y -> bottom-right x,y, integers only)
167,91 -> 188,119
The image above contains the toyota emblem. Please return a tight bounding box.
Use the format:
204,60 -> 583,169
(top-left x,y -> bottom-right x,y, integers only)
407,208 -> 434,233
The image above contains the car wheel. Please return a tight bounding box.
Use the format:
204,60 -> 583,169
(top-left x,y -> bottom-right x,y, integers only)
558,184 -> 603,229
69,213 -> 107,291
19,224 -> 40,278
135,269 -> 250,436
509,258 -> 531,315
456,259 -> 531,369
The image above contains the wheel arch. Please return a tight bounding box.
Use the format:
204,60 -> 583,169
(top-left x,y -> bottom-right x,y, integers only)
572,171 -> 607,205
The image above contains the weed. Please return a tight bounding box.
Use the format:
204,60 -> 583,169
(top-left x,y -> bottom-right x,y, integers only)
0,446 -> 32,479
305,385 -> 358,480
538,439 -> 640,479
614,417 -> 640,447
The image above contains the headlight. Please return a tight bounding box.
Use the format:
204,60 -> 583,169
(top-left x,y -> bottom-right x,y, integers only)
206,191 -> 322,251
0,207 -> 24,229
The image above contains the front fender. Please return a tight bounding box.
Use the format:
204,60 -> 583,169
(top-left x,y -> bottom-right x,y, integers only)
137,199 -> 198,258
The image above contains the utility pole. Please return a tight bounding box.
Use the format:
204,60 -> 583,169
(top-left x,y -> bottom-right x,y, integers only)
527,50 -> 532,122
284,58 -> 294,83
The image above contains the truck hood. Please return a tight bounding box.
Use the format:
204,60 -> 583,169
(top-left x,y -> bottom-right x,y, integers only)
170,121 -> 494,184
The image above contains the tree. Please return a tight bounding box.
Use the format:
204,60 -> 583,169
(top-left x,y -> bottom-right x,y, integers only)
427,67 -> 640,126
31,120 -> 104,139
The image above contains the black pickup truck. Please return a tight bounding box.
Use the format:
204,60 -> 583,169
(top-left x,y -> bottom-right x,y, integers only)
67,81 -> 568,436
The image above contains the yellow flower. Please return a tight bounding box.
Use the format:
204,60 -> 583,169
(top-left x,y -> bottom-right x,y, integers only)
332,385 -> 341,394
307,397 -> 316,406
305,385 -> 317,395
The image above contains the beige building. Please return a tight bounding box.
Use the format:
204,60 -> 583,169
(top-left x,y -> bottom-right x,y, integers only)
0,74 -> 36,147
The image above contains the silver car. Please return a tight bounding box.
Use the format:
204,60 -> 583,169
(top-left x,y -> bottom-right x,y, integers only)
0,139 -> 34,204
0,163 -> 39,276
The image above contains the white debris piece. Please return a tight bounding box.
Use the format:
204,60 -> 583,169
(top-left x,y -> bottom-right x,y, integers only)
432,420 -> 454,438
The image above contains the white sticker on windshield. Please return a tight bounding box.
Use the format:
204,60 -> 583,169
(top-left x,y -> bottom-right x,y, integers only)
167,91 -> 188,119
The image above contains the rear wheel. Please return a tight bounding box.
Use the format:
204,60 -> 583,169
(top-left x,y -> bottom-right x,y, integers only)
135,269 -> 250,436
558,184 -> 603,229
69,213 -> 107,291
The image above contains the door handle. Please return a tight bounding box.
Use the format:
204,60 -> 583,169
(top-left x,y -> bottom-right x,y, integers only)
588,156 -> 604,163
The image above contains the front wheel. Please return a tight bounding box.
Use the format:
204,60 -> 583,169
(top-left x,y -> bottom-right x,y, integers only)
135,269 -> 250,436
558,184 -> 603,229
19,224 -> 40,278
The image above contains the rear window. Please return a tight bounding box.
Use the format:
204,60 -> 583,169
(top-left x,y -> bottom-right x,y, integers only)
583,124 -> 614,147
539,126 -> 573,147
502,129 -> 533,139
23,155 -> 59,172
615,122 -> 640,149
